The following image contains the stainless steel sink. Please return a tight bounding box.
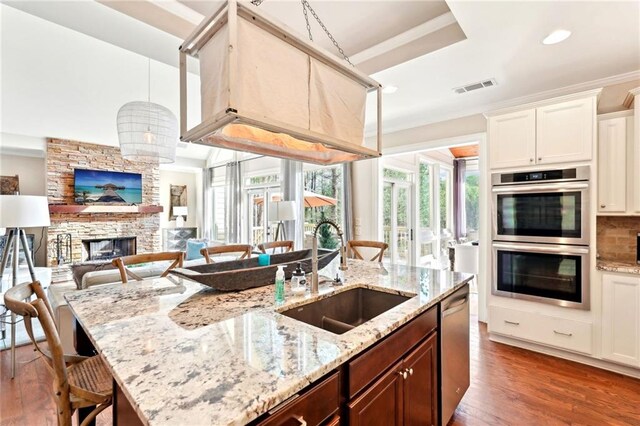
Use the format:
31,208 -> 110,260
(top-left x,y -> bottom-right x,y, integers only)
280,288 -> 412,334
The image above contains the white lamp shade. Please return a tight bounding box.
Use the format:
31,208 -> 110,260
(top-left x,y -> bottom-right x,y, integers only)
268,201 -> 297,222
0,195 -> 51,228
173,206 -> 188,216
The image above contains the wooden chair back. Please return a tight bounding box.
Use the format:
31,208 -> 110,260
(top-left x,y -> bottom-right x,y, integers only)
3,281 -> 53,348
347,240 -> 388,262
112,252 -> 184,283
200,244 -> 253,264
258,241 -> 294,254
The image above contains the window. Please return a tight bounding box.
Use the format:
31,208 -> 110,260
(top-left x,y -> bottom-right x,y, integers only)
245,171 -> 281,246
210,167 -> 227,242
464,161 -> 479,240
418,162 -> 434,259
303,164 -> 343,249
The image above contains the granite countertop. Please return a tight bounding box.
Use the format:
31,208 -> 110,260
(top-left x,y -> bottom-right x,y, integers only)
596,259 -> 640,275
65,259 -> 472,426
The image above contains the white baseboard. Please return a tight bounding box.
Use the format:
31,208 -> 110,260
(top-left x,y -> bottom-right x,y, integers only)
489,333 -> 640,379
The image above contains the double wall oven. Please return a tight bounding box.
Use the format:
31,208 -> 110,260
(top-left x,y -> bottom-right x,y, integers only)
492,166 -> 590,309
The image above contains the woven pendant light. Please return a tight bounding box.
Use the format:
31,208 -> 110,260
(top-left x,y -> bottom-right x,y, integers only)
117,59 -> 178,163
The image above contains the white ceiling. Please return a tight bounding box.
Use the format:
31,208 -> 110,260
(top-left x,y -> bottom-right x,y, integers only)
3,0 -> 640,151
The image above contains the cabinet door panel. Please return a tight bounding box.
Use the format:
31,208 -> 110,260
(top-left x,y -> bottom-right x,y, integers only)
536,98 -> 594,164
403,333 -> 438,426
489,109 -> 536,169
598,117 -> 627,213
348,363 -> 403,426
602,274 -> 640,367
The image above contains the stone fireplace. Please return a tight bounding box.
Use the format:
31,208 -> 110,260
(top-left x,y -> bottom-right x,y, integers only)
46,139 -> 161,284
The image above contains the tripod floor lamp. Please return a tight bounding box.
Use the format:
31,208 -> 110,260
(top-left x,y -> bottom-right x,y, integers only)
268,201 -> 297,242
0,195 -> 50,378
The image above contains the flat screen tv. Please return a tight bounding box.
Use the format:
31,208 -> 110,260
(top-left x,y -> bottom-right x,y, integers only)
74,169 -> 142,205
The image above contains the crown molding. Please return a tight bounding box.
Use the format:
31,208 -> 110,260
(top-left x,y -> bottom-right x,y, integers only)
484,88 -> 603,117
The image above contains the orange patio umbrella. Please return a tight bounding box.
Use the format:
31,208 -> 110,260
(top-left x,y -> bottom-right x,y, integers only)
254,190 -> 337,208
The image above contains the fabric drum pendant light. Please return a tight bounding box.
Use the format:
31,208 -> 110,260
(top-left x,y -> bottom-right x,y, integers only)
117,59 -> 178,163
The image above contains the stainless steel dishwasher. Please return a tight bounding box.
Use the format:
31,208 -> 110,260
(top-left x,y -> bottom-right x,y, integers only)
441,283 -> 470,426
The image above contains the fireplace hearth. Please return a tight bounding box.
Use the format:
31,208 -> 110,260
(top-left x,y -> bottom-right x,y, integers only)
82,237 -> 137,261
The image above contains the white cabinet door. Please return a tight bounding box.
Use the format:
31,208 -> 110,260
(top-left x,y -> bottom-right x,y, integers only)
633,98 -> 640,213
601,273 -> 640,367
598,117 -> 627,213
536,98 -> 594,165
488,109 -> 536,169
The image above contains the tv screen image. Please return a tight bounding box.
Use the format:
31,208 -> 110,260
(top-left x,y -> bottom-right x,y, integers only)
74,169 -> 143,205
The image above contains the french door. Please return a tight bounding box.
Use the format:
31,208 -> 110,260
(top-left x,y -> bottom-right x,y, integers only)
247,187 -> 279,246
383,180 -> 414,265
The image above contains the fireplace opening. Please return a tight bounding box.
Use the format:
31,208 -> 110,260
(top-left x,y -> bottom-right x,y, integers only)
82,237 -> 137,261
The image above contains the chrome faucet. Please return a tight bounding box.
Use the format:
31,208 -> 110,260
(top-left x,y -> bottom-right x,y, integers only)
311,219 -> 348,294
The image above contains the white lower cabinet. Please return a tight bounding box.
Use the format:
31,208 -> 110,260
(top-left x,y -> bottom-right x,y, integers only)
489,305 -> 593,355
601,273 -> 640,367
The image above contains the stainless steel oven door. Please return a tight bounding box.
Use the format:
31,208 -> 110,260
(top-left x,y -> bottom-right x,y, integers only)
492,242 -> 590,310
492,181 -> 590,245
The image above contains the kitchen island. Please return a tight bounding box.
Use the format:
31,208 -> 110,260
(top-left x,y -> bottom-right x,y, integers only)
65,259 -> 472,425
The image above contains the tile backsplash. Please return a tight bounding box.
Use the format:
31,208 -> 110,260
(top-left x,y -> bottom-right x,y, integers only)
597,216 -> 640,263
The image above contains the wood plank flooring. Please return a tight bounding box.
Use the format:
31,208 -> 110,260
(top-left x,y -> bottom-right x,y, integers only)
1,319 -> 639,426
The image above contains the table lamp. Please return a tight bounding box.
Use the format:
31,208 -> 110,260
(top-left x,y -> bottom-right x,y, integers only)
268,201 -> 296,241
0,195 -> 50,378
173,206 -> 188,228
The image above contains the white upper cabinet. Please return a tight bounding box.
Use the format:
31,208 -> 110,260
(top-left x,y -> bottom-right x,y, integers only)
598,116 -> 628,213
536,98 -> 594,165
601,273 -> 640,367
488,109 -> 536,169
487,90 -> 598,170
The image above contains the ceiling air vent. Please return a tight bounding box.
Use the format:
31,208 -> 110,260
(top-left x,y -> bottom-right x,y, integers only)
453,79 -> 497,94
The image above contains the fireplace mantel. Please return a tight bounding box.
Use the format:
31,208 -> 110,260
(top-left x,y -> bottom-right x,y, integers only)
49,205 -> 163,214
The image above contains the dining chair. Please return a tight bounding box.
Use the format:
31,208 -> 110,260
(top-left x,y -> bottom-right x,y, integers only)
347,240 -> 388,262
4,281 -> 113,426
112,251 -> 184,284
258,241 -> 294,254
200,244 -> 253,264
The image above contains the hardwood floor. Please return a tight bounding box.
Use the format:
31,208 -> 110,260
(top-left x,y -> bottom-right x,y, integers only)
1,319 -> 639,426
450,320 -> 640,426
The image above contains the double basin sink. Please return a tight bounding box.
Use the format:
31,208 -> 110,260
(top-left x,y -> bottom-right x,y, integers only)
280,287 -> 412,335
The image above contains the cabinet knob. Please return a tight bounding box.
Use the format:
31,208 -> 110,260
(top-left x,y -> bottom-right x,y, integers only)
408,368 -> 414,376
398,370 -> 408,379
529,158 -> 534,163
292,416 -> 307,426
538,157 -> 542,161
600,204 -> 606,208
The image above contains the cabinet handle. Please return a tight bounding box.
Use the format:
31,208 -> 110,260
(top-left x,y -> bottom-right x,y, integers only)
553,330 -> 573,337
289,416 -> 307,426
504,320 -> 520,326
398,370 -> 408,379
408,368 -> 414,376
600,204 -> 606,208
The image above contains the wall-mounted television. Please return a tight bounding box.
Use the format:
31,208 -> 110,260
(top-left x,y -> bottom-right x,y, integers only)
74,169 -> 142,205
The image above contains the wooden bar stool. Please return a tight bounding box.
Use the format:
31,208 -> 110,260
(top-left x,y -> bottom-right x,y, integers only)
258,241 -> 294,254
347,240 -> 388,262
4,281 -> 113,426
112,252 -> 184,283
200,244 -> 253,264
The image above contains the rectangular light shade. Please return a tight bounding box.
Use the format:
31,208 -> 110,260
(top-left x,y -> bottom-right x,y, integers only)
173,206 -> 188,216
0,195 -> 51,228
268,201 -> 297,222
179,1 -> 382,165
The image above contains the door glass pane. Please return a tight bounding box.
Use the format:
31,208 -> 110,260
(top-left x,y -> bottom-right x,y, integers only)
439,169 -> 450,231
396,186 -> 410,264
249,192 -> 265,245
383,168 -> 410,181
497,250 -> 581,303
383,182 -> 392,263
419,163 -> 434,262
303,165 -> 343,249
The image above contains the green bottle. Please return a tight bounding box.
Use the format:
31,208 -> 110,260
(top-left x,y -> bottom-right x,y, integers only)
275,265 -> 286,303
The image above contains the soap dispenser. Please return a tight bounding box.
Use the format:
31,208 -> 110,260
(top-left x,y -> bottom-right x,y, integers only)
275,265 -> 286,303
291,262 -> 307,294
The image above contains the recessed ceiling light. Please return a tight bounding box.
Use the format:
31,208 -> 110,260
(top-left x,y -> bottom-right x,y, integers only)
382,85 -> 398,94
542,30 -> 571,45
